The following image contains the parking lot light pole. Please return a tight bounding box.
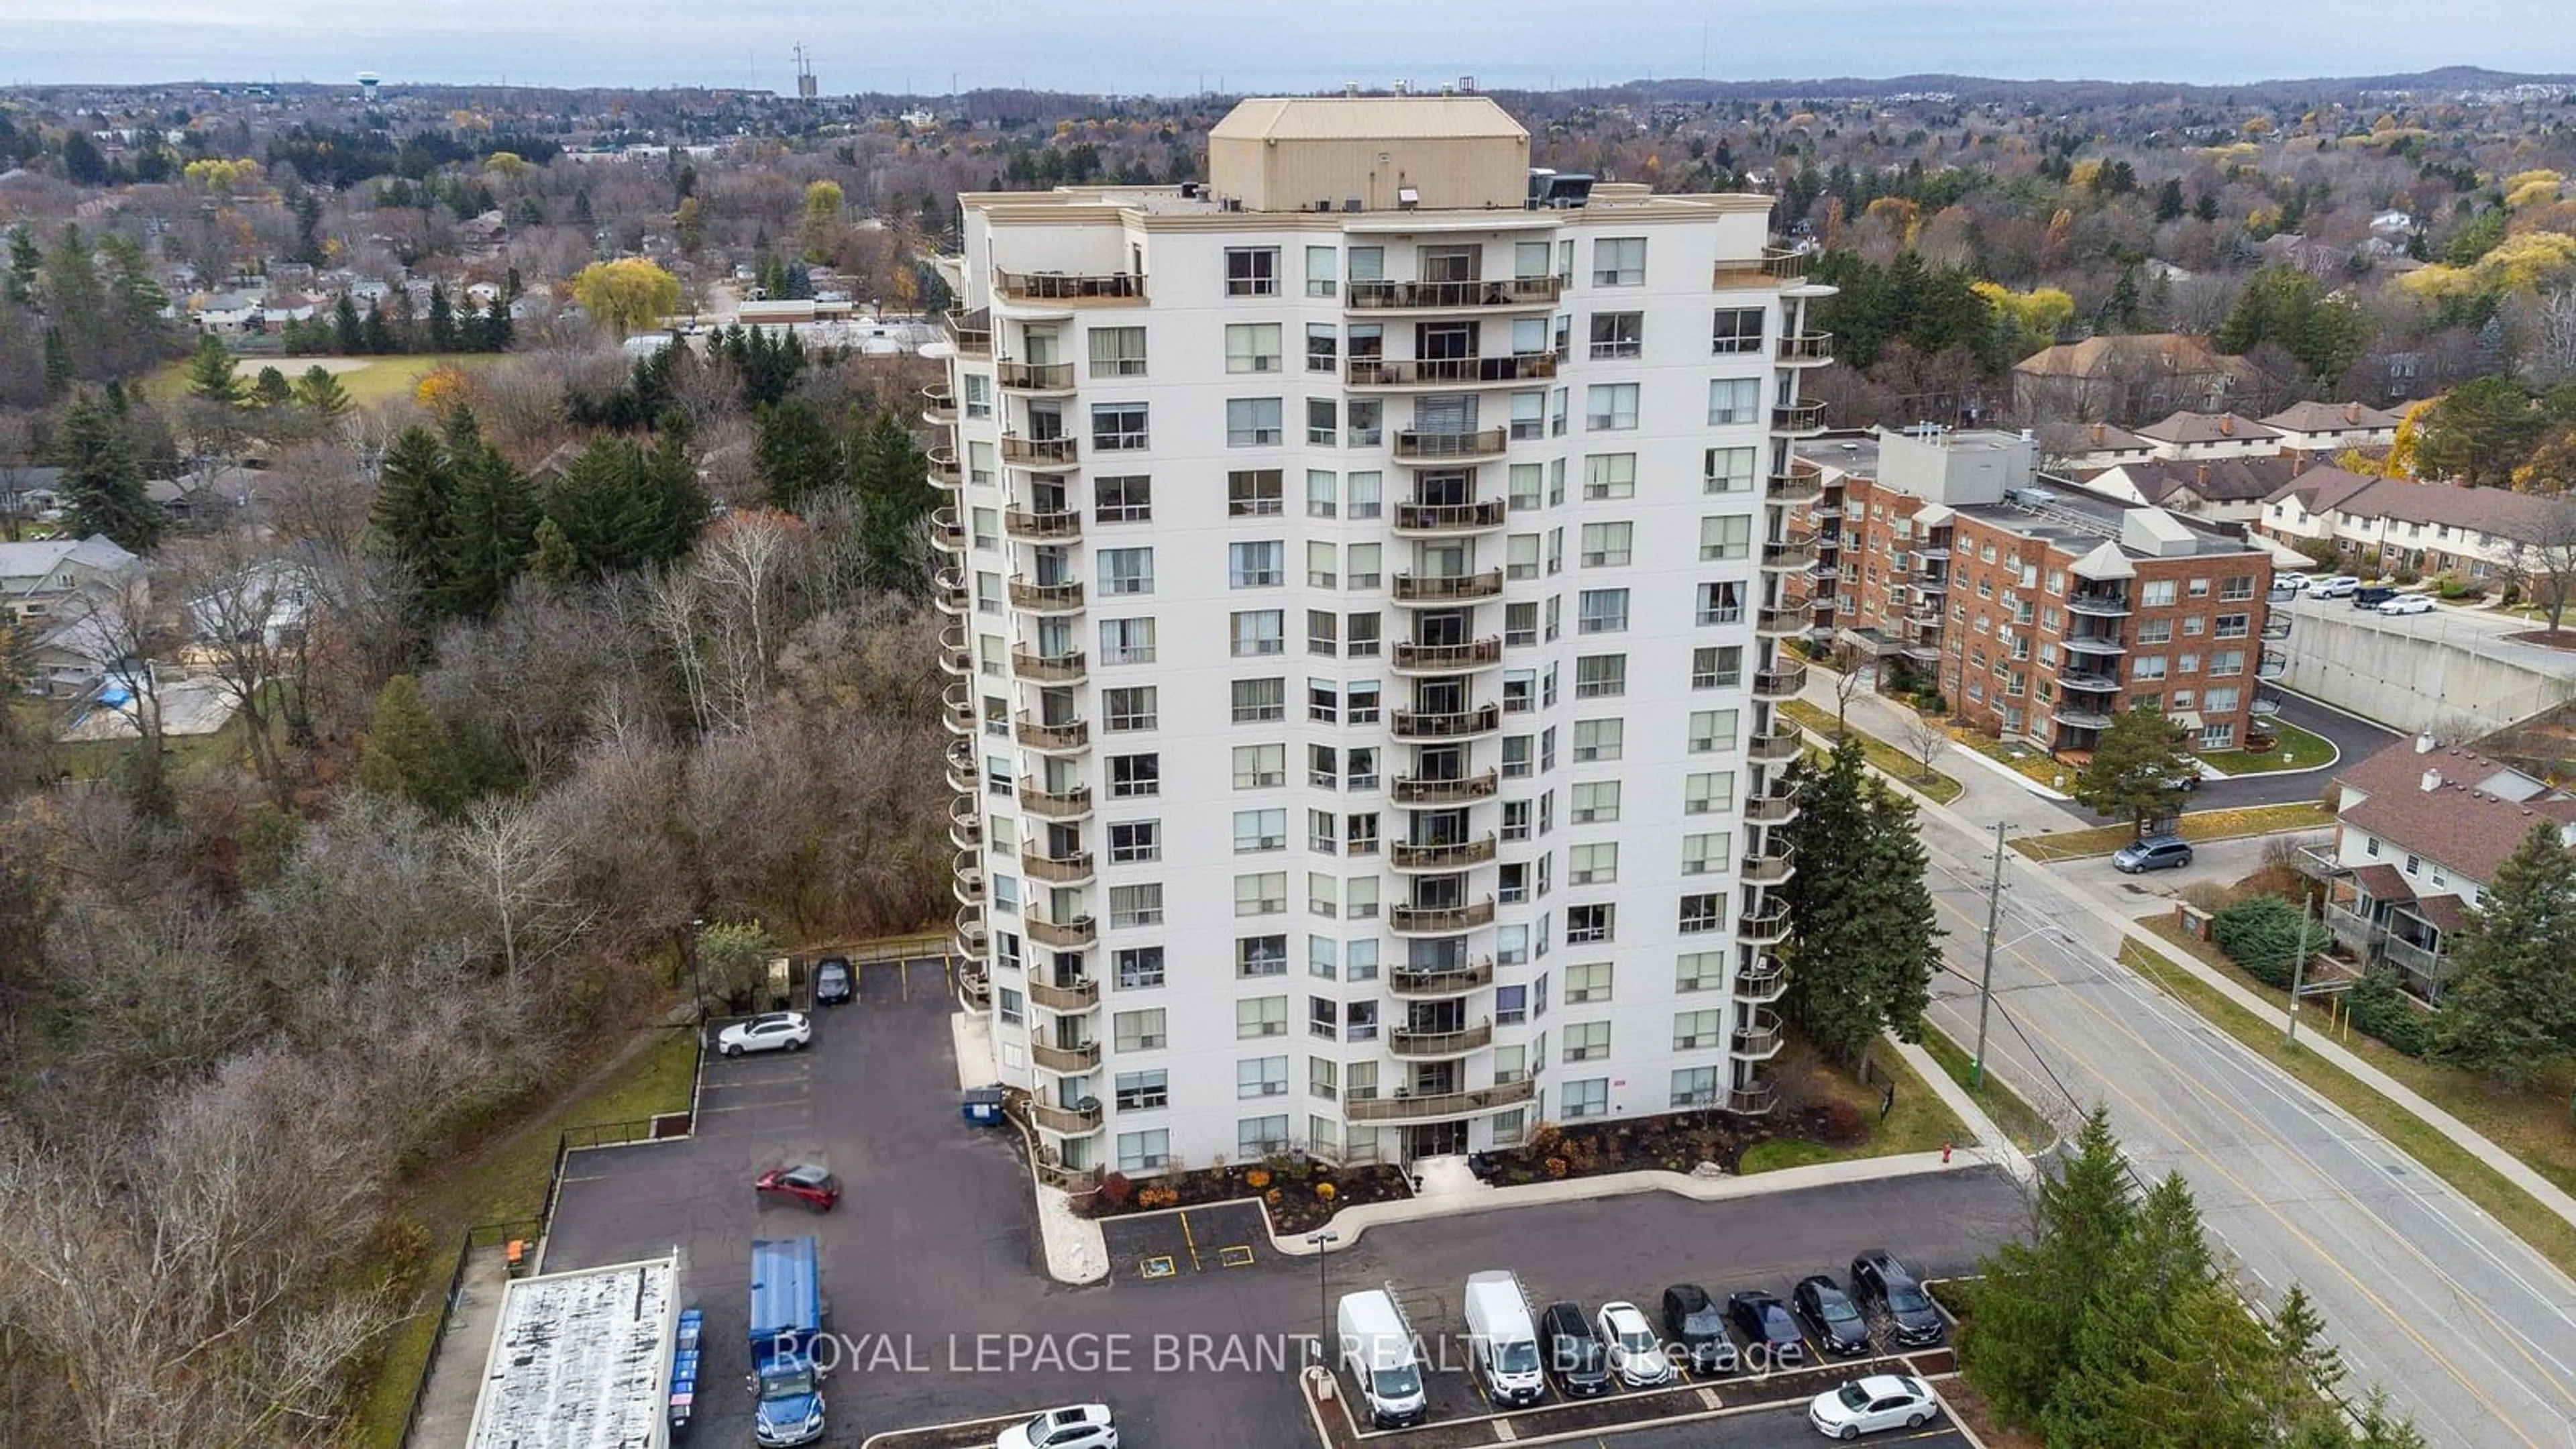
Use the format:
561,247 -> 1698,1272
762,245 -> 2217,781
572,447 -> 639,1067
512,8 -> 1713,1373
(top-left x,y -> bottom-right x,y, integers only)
687,916 -> 707,1016
1308,1230 -> 1340,1368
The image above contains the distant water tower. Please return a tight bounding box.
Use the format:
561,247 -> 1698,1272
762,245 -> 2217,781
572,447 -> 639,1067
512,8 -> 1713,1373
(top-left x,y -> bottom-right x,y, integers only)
358,71 -> 380,99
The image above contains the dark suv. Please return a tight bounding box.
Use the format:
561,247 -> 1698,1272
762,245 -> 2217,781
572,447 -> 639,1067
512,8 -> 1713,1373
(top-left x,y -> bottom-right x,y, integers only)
1658,1284 -> 1740,1375
1538,1301 -> 1612,1397
1792,1274 -> 1874,1357
2351,585 -> 2399,610
812,956 -> 853,1006
1849,1250 -> 1947,1346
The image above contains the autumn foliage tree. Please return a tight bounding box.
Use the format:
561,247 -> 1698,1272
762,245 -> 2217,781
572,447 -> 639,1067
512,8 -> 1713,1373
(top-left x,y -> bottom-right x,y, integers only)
570,257 -> 680,335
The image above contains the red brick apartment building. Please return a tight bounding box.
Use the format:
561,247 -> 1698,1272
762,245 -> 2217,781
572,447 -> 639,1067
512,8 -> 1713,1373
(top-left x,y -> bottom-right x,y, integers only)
1792,428 -> 2286,757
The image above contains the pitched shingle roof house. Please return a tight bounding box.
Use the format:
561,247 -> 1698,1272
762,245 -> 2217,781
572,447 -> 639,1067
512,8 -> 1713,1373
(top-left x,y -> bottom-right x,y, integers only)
2261,400 -> 2403,453
2258,473 -> 2564,580
2010,333 -> 2252,423
2133,410 -> 2284,460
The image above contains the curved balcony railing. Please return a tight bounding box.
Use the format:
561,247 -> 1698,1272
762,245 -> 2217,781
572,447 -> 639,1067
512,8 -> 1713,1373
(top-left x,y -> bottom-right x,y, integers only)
994,267 -> 1146,303
1393,499 -> 1509,535
996,359 -> 1078,392
1392,427 -> 1509,462
1389,898 -> 1497,934
1713,247 -> 1813,286
920,384 -> 957,425
1346,1077 -> 1534,1123
1392,705 -> 1501,740
1751,663 -> 1809,700
1748,724 -> 1803,764
1010,647 -> 1087,683
1389,959 -> 1495,996
1347,354 -> 1558,388
1391,771 -> 1499,804
1734,957 -> 1787,1004
1016,780 -> 1093,818
1023,851 -> 1095,886
1392,638 -> 1503,674
1026,913 -> 1097,948
1733,1009 -> 1784,1060
1389,1021 -> 1493,1058
1346,276 -> 1563,311
1001,434 -> 1079,467
1028,977 -> 1099,1012
1392,570 -> 1505,603
1390,836 -> 1498,871
1776,331 -> 1834,364
1771,400 -> 1827,435
1738,900 -> 1791,943
1004,508 -> 1083,542
1014,714 -> 1091,752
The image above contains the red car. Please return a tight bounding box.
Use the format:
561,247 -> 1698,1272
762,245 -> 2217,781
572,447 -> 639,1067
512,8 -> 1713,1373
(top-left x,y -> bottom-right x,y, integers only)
755,1163 -> 842,1212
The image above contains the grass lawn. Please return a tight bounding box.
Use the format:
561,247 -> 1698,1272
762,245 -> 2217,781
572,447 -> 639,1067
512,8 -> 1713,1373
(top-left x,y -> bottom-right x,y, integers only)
347,1026 -> 701,1449
1955,728 -> 2074,790
1738,1046 -> 1964,1173
2203,716 -> 2337,775
1918,1026 -> 2059,1155
1778,698 -> 1966,806
2012,801 -> 2333,862
2116,930 -> 2576,1273
144,351 -> 504,408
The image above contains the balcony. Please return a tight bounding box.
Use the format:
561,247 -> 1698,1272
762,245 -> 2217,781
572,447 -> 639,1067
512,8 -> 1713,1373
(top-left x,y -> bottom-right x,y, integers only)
1739,900 -> 1791,943
1752,663 -> 1809,700
954,904 -> 987,954
2059,667 -> 2122,694
2251,692 -> 2285,717
1028,977 -> 1099,1012
1713,247 -> 1813,286
934,566 -> 971,615
1771,400 -> 1827,435
1760,537 -> 1819,573
1766,468 -> 1824,506
932,505 -> 965,550
943,309 -> 991,357
949,799 -> 981,851
1755,606 -> 1807,639
1775,331 -> 1834,364
2066,588 -> 2134,618
1026,913 -> 1097,948
1390,1021 -> 1494,1058
1346,276 -> 1564,311
1743,787 -> 1800,826
1347,354 -> 1558,388
1000,434 -> 1078,467
1393,427 -> 1509,463
1004,507 -> 1083,541
1010,647 -> 1087,684
938,625 -> 972,677
920,384 -> 957,426
1008,578 -> 1085,614
1346,1077 -> 1536,1123
2262,616 -> 2293,641
1392,637 -> 1504,674
1734,1008 -> 1783,1060
1024,851 -> 1095,885
1741,843 -> 1797,885
1389,958 -> 1495,996
1393,499 -> 1509,535
1391,835 -> 1499,871
1392,770 -> 1500,804
1392,704 -> 1501,741
994,267 -> 1146,303
1912,570 -> 1948,594
1036,1161 -> 1101,1192
927,446 -> 961,490
1028,1096 -> 1104,1133
1748,724 -> 1803,764
1016,780 -> 1094,818
996,358 -> 1078,393
1727,1081 -> 1780,1116
944,738 -> 976,792
1392,570 -> 1505,604
1030,1036 -> 1102,1072
942,681 -> 975,735
2063,630 -> 2127,657
1390,898 -> 1497,935
2052,703 -> 2116,731
2257,650 -> 2289,680
1014,714 -> 1090,752
1734,956 -> 1787,1004
951,857 -> 985,908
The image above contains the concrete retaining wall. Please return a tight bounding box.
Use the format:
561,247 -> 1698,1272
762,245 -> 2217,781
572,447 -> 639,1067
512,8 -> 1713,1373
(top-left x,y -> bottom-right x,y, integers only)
2281,607 -> 2574,735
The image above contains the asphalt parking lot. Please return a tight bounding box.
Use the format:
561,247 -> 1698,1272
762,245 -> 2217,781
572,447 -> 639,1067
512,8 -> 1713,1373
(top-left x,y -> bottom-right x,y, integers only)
545,961 -> 2028,1449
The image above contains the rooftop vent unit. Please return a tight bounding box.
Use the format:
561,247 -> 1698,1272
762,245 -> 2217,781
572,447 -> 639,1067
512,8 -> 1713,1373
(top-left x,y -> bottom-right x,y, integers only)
1343,197 -> 1364,212
1525,168 -> 1595,210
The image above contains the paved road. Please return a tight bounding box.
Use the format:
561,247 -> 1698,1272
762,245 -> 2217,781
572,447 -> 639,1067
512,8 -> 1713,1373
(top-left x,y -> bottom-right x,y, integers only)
1914,804 -> 2576,1449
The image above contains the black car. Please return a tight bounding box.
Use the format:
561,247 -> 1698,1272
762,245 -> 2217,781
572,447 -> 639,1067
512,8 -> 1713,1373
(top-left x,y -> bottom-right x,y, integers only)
1791,1274 -> 1874,1357
1538,1301 -> 1613,1397
812,956 -> 853,1006
2351,585 -> 2399,610
1658,1284 -> 1740,1375
1849,1250 -> 1947,1346
1724,1290 -> 1804,1368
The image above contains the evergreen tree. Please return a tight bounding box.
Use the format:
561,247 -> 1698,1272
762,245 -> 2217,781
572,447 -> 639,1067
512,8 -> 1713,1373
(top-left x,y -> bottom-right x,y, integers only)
42,224 -> 107,376
356,674 -> 477,815
429,425 -> 537,621
185,331 -> 244,406
2432,821 -> 2576,1085
2071,704 -> 2196,839
250,366 -> 293,409
41,325 -> 73,395
845,405 -> 934,593
538,433 -> 704,578
1958,1108 -> 2137,1424
2154,176 -> 2187,222
2194,191 -> 2222,223
427,281 -> 458,352
333,292 -> 364,353
368,423 -> 459,596
55,392 -> 165,551
640,431 -> 710,562
360,300 -> 395,355
753,398 -> 841,511
2041,1173 -> 2262,1448
292,364 -> 351,419
527,515 -> 582,584
4,223 -> 37,303
2261,1283 -> 2349,1442
1779,736 -> 1942,1074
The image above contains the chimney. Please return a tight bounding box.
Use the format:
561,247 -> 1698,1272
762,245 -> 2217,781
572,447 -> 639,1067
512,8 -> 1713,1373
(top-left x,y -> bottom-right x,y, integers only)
2089,422 -> 2105,444
2219,414 -> 2237,436
2345,401 -> 2362,424
2421,768 -> 2443,793
2414,731 -> 2436,754
2195,464 -> 2208,489
2292,452 -> 2308,476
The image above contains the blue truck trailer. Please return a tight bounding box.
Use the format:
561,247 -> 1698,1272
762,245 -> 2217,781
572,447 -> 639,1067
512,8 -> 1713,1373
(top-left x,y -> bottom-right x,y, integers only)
749,1236 -> 826,1446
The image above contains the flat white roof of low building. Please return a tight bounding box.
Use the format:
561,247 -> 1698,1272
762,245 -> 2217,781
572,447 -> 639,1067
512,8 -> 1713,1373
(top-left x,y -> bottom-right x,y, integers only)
466,1253 -> 678,1449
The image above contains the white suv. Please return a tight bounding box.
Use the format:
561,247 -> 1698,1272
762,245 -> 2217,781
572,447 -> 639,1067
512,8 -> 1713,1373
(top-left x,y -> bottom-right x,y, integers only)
718,1011 -> 812,1057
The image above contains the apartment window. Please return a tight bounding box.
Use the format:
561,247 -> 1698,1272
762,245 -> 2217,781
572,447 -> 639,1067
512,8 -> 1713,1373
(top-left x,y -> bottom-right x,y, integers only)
1346,812 -> 1380,856
1347,470 -> 1381,519
1232,609 -> 1285,657
1227,398 -> 1284,447
1566,902 -> 1613,943
1234,808 -> 1287,852
1232,676 -> 1286,723
1110,883 -> 1164,928
1225,322 -> 1283,374
1307,610 -> 1338,655
2220,574 -> 2256,602
2134,655 -> 2169,682
1577,588 -> 1630,634
1691,646 -> 1743,690
1705,446 -> 1757,494
971,506 -> 1001,550
1238,1114 -> 1290,1158
1306,397 -> 1338,445
1305,323 -> 1338,373
1564,1020 -> 1611,1063
1238,932 -> 1291,979
1591,237 -> 1646,286
1304,245 -> 1337,298
1570,781 -> 1623,826
1707,378 -> 1759,425
1230,540 -> 1284,589
1102,688 -> 1158,732
1670,1066 -> 1721,1110
1688,709 -> 1739,753
1114,947 -> 1165,989
1580,453 -> 1636,502
1109,820 -> 1161,863
1233,744 -> 1287,790
1588,311 -> 1644,360
1505,602 -> 1539,647
1699,515 -> 1752,561
1585,384 -> 1639,431
1568,842 -> 1619,886
1095,474 -> 1151,523
1711,307 -> 1764,354
1681,830 -> 1730,874
1097,547 -> 1155,596
2214,612 -> 2251,639
1116,1070 -> 1169,1112
2138,619 -> 2173,645
1114,1008 -> 1168,1052
1557,1077 -> 1607,1120
1228,468 -> 1283,517
1305,541 -> 1337,588
1561,653 -> 1620,700
1508,463 -> 1544,513
1346,398 -> 1383,445
1346,245 -> 1383,282
1235,871 -> 1287,917
996,985 -> 1023,1026
1348,684 -> 1380,724
1571,718 -> 1624,763
1674,1008 -> 1723,1051
1502,735 -> 1534,780
1306,869 -> 1338,915
2142,579 -> 2178,606
1675,951 -> 1725,994
1098,616 -> 1157,665
1678,892 -> 1724,933
1089,326 -> 1147,378
1115,1129 -> 1169,1172
2212,649 -> 2245,676
1109,752 -> 1161,798
1696,580 -> 1746,625
1305,469 -> 1339,519
1225,247 -> 1281,297
1347,612 -> 1381,657
2204,686 -> 2242,715
1237,979 -> 1293,1036
1091,402 -> 1148,451
1580,521 -> 1633,567
1346,543 -> 1381,588
1509,390 -> 1545,440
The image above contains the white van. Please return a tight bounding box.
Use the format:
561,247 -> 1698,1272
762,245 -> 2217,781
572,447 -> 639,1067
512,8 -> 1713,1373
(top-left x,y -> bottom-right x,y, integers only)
1462,1271 -> 1546,1405
1337,1289 -> 1427,1426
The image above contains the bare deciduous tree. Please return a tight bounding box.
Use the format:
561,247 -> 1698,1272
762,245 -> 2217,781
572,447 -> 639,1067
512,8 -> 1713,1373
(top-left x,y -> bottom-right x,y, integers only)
450,792 -> 598,996
1900,708 -> 1954,784
167,524 -> 307,798
2502,496 -> 2576,637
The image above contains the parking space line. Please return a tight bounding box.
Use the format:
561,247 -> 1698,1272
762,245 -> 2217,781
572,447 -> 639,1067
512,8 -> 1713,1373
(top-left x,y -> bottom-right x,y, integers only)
699,1102 -> 812,1115
1139,1255 -> 1176,1280
1218,1244 -> 1256,1268
1177,1210 -> 1202,1271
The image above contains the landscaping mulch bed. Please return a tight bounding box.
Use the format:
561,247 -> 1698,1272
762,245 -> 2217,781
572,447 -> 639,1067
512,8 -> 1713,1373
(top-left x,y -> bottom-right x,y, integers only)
1083,1159 -> 1411,1234
1479,1095 -> 1870,1185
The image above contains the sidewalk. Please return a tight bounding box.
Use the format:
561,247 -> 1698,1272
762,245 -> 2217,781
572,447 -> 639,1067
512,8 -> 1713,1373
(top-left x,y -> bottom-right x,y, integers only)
1793,665 -> 2078,835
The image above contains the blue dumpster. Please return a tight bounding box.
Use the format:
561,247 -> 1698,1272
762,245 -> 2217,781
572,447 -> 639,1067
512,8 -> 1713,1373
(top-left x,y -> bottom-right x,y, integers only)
669,1307 -> 703,1435
962,1085 -> 1007,1127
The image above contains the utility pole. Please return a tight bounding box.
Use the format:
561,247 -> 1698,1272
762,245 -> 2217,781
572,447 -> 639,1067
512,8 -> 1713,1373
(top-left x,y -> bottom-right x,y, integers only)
1972,821 -> 2006,1089
2286,890 -> 2318,1049
1308,1230 -> 1340,1368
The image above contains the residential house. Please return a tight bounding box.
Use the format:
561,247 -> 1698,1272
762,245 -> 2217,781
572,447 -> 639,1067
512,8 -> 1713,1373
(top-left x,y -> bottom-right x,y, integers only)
1,533 -> 148,696
2010,333 -> 2253,423
2261,400 -> 2402,454
2048,421 -> 2157,472
145,462 -> 263,529
2304,737 -> 2576,1000
2132,410 -> 2284,460
1,464 -> 66,525
2258,474 -> 2563,582
2082,455 -> 2310,529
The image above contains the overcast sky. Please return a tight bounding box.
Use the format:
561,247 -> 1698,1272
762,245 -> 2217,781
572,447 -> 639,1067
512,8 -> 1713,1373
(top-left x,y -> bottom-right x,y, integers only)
9,0 -> 2575,93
